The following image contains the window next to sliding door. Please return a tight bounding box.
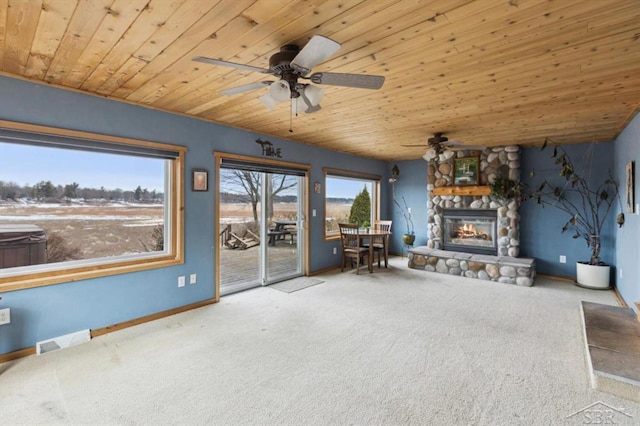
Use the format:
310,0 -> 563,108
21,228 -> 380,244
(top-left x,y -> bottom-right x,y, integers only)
323,168 -> 381,240
0,120 -> 185,292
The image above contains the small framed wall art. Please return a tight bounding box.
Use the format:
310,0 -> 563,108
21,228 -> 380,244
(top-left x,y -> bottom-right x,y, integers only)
453,157 -> 479,186
626,161 -> 635,213
192,169 -> 208,192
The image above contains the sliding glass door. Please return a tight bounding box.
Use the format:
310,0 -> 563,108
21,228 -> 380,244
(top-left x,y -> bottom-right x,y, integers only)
264,172 -> 304,283
217,157 -> 306,296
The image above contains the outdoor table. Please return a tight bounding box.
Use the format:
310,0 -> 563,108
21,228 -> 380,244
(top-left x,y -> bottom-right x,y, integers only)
268,220 -> 297,245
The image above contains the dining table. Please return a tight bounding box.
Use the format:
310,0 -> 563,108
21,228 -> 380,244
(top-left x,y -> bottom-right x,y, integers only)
358,228 -> 391,272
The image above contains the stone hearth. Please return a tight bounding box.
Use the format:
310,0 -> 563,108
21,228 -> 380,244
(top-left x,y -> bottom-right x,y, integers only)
408,247 -> 535,286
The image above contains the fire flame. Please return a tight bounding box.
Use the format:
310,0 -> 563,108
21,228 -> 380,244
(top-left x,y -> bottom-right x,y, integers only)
455,223 -> 490,240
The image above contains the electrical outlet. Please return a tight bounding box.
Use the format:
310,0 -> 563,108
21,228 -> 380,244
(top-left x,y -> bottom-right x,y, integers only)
190,273 -> 197,284
333,247 -> 337,255
0,308 -> 10,325
559,255 -> 566,264
178,276 -> 185,287
619,268 -> 622,279
312,209 -> 316,217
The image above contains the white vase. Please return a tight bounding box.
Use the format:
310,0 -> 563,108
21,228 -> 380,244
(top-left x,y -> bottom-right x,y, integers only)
576,261 -> 611,289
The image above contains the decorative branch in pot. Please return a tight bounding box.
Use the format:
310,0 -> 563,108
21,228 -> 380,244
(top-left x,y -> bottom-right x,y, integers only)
390,164 -> 415,245
525,139 -> 621,289
395,196 -> 415,245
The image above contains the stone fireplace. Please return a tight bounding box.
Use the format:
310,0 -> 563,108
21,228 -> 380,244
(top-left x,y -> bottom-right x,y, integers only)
408,145 -> 536,286
442,208 -> 497,255
427,145 -> 521,257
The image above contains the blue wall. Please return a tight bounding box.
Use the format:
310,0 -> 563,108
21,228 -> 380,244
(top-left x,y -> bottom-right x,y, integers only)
388,160 -> 428,254
388,144 -> 621,281
1,73 -> 637,355
614,112 -> 640,313
519,142 -> 617,277
0,76 -> 387,354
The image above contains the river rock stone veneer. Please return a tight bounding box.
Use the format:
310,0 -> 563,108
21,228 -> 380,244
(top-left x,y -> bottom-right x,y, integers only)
408,247 -> 536,286
410,145 -> 537,286
427,145 -> 521,257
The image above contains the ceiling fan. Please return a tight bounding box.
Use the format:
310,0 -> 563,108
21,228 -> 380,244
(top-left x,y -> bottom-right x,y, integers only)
402,132 -> 485,161
193,35 -> 385,114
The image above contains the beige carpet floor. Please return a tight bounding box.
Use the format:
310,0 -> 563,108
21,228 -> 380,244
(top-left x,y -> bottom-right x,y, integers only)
2,256 -> 639,425
268,277 -> 324,293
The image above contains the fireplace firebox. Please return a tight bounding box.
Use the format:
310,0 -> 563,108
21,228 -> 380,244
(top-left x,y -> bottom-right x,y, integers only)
442,209 -> 498,255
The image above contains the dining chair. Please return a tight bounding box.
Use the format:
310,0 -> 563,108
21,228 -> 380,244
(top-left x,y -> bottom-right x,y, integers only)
363,220 -> 392,268
338,223 -> 370,274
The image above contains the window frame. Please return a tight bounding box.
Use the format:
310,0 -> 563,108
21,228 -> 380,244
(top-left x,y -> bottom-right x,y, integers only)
0,120 -> 185,292
323,167 -> 381,241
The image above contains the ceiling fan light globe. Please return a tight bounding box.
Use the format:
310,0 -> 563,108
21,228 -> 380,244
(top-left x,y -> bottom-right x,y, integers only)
259,94 -> 277,110
268,80 -> 291,102
293,97 -> 309,114
422,150 -> 437,162
303,85 -> 325,106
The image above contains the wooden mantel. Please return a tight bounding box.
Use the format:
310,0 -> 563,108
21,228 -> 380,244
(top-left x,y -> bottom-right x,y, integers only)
432,185 -> 492,196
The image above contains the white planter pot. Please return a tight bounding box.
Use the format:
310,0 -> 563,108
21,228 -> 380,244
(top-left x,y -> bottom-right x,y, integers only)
576,262 -> 611,289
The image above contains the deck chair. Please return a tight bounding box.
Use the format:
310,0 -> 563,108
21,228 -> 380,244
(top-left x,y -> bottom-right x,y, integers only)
338,223 -> 370,274
362,220 -> 392,268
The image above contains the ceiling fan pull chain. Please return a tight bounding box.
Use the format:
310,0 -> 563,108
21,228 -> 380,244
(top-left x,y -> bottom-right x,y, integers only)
289,98 -> 294,133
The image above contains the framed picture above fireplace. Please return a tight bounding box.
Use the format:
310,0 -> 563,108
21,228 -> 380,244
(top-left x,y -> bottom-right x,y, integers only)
453,157 -> 479,185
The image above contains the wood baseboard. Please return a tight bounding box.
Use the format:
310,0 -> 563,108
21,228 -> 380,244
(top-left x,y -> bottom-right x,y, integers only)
0,347 -> 36,364
535,273 -> 575,283
613,289 -> 628,309
309,265 -> 340,276
0,298 -> 217,364
91,298 -> 216,337
537,274 -> 629,309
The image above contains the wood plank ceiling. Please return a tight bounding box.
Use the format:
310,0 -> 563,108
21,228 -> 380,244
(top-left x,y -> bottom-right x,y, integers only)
0,0 -> 638,161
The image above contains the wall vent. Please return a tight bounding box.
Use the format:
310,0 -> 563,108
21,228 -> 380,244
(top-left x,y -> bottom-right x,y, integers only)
36,329 -> 91,355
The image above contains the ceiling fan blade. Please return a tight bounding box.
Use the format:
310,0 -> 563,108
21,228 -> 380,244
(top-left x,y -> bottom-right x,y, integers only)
447,145 -> 486,151
309,72 -> 385,89
441,139 -> 485,150
192,56 -> 270,74
290,35 -> 341,76
219,81 -> 273,96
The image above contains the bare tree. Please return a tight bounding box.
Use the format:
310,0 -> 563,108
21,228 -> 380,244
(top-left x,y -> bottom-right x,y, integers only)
220,169 -> 297,222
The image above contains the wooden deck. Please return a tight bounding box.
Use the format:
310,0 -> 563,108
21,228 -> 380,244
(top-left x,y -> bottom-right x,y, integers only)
219,238 -> 299,291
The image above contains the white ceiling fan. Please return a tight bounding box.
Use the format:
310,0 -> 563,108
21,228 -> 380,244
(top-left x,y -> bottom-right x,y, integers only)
193,35 -> 385,114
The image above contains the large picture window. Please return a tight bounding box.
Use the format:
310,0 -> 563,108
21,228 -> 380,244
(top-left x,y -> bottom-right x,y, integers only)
0,121 -> 185,292
323,168 -> 380,239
